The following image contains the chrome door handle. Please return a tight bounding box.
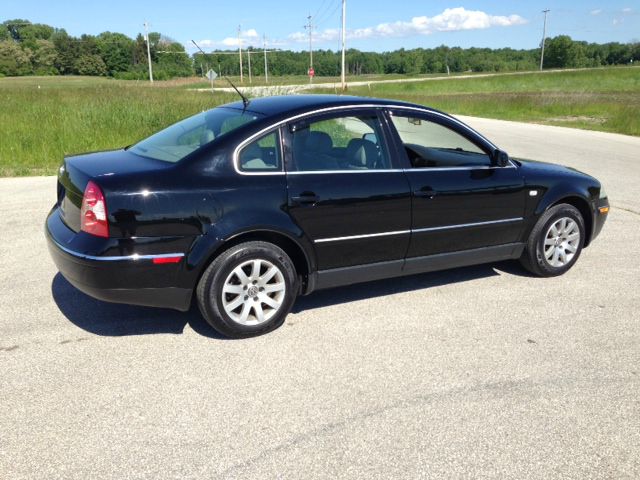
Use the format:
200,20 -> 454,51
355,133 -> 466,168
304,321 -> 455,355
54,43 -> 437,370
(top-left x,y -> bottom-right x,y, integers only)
413,189 -> 436,198
290,193 -> 319,206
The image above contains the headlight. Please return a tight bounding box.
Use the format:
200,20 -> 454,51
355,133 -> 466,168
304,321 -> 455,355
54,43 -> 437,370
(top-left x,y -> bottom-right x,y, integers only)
599,186 -> 608,199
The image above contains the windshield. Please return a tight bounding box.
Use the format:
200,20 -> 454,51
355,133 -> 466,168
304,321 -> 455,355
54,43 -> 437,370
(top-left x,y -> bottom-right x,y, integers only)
129,107 -> 263,163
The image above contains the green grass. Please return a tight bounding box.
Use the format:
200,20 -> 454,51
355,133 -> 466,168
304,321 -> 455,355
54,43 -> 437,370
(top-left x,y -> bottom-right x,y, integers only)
185,73 -> 442,89
0,76 -> 235,176
347,67 -> 640,136
1,67 -> 638,176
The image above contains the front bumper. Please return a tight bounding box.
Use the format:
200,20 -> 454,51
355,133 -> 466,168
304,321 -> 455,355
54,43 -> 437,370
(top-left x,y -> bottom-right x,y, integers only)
46,207 -> 193,311
590,197 -> 609,244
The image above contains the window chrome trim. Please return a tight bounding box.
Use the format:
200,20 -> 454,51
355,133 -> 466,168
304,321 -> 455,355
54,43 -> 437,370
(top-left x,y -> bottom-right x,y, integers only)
315,230 -> 410,244
288,169 -> 404,175
412,217 -> 524,234
404,164 -> 517,171
313,217 -> 523,243
51,237 -> 185,262
232,103 -> 511,175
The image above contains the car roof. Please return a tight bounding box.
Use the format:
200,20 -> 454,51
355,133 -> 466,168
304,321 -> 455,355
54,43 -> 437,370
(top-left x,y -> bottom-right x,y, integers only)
220,94 -> 439,117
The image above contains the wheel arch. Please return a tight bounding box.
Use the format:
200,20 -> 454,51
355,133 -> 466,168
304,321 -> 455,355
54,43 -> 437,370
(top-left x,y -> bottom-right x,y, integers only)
548,195 -> 594,247
193,229 -> 314,296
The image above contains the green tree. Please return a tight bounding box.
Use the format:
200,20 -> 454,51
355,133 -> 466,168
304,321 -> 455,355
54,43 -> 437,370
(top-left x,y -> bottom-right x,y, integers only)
31,39 -> 57,74
97,31 -> 134,74
74,54 -> 107,76
544,35 -> 588,68
0,40 -> 32,75
156,41 -> 192,78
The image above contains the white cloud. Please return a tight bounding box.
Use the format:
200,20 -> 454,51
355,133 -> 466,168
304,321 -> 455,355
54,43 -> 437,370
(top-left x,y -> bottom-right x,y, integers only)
622,7 -> 632,13
289,7 -> 527,44
196,28 -> 261,49
590,9 -> 602,15
191,7 -> 527,51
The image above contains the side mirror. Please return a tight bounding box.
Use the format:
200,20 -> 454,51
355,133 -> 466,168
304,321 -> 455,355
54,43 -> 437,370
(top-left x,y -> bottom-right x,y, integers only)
492,149 -> 510,167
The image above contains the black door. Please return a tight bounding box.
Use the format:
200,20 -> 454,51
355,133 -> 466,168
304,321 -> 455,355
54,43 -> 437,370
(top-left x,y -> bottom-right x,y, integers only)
386,109 -> 526,258
284,110 -> 411,270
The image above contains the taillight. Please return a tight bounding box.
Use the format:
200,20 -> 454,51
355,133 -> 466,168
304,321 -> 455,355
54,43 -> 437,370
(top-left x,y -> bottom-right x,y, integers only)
81,181 -> 109,238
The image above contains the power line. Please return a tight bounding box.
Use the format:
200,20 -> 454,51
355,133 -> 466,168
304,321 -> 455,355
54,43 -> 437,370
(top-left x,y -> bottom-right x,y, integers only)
314,0 -> 335,26
316,0 -> 342,27
313,0 -> 331,21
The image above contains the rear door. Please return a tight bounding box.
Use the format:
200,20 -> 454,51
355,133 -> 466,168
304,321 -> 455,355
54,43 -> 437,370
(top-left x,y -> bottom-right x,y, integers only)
386,109 -> 526,258
284,109 -> 411,270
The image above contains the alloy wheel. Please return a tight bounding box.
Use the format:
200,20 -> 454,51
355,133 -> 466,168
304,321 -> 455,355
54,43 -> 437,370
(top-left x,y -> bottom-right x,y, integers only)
221,259 -> 286,326
543,217 -> 581,267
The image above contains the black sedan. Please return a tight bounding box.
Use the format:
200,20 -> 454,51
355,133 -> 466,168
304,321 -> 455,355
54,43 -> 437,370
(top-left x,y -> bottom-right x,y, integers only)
46,95 -> 609,338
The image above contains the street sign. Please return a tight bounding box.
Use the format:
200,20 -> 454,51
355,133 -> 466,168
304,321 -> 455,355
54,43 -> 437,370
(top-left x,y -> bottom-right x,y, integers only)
206,69 -> 218,81
308,67 -> 315,77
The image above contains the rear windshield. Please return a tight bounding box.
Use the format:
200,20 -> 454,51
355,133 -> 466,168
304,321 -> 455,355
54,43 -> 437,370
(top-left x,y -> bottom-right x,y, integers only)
129,107 -> 263,163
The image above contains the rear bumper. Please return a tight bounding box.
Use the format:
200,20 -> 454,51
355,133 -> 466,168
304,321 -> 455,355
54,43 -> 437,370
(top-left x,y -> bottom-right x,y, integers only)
46,207 -> 192,311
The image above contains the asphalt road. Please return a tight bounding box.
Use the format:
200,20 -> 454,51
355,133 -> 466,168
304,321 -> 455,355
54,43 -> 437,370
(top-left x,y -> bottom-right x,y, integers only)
1,118 -> 639,479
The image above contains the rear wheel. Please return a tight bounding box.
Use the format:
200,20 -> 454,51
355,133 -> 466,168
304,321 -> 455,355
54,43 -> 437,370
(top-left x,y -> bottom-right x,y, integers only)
197,241 -> 298,338
520,203 -> 585,277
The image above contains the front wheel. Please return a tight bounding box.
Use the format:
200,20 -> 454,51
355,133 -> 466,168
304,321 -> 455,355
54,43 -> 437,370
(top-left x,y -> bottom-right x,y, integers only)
197,241 -> 298,338
520,203 -> 585,277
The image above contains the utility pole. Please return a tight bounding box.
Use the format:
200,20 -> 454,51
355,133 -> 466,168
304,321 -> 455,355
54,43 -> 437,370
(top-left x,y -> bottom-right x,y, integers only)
263,34 -> 269,84
340,0 -> 346,91
144,21 -> 154,83
539,9 -> 550,71
247,46 -> 252,84
238,25 -> 244,83
305,14 -> 314,83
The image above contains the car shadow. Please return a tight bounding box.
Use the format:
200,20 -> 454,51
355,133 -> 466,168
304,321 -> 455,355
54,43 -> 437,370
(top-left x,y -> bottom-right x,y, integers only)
52,261 -> 531,337
51,273 -> 224,338
292,260 -> 529,313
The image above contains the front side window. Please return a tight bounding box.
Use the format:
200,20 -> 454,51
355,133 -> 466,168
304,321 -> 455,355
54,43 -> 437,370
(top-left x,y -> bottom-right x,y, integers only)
390,114 -> 490,168
290,114 -> 390,171
130,107 -> 263,163
238,131 -> 282,172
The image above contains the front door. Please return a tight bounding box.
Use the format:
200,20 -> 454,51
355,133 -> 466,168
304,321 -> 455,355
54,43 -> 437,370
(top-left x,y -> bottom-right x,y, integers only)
285,110 -> 411,270
386,110 -> 526,258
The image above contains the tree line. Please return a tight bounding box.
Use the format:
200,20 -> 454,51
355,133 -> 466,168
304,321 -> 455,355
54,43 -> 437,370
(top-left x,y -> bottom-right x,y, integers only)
1,19 -> 638,79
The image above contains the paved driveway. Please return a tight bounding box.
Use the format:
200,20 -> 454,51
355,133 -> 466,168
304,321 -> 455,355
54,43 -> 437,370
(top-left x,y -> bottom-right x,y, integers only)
1,118 -> 638,479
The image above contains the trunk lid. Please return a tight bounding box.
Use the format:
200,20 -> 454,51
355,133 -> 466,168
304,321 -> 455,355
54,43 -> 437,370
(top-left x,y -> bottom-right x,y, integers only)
57,149 -> 172,232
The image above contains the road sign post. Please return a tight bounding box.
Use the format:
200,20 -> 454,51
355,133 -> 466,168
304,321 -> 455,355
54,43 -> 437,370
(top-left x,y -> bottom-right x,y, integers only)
206,69 -> 218,92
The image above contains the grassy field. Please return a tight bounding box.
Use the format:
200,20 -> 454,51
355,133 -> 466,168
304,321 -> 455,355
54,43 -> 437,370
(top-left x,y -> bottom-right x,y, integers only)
0,67 -> 638,176
347,67 -> 640,136
0,77 -> 234,176
185,72 -> 485,89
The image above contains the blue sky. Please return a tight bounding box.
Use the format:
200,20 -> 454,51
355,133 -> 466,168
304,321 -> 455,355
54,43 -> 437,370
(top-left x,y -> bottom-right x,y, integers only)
3,0 -> 638,52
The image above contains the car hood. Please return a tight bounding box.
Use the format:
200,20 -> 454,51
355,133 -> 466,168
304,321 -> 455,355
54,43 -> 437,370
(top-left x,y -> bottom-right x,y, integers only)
513,157 -> 593,179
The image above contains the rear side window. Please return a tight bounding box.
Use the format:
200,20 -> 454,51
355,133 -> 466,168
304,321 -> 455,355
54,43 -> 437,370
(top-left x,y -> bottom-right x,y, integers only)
289,114 -> 391,172
130,107 -> 263,163
390,114 -> 490,168
238,131 -> 282,172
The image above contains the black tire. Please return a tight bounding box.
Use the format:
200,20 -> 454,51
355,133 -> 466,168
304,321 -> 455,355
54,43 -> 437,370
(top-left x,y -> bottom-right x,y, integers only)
520,203 -> 585,277
196,241 -> 298,338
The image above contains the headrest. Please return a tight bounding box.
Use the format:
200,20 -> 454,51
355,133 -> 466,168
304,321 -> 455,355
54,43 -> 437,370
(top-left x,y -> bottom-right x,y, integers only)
345,138 -> 378,167
304,131 -> 333,153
